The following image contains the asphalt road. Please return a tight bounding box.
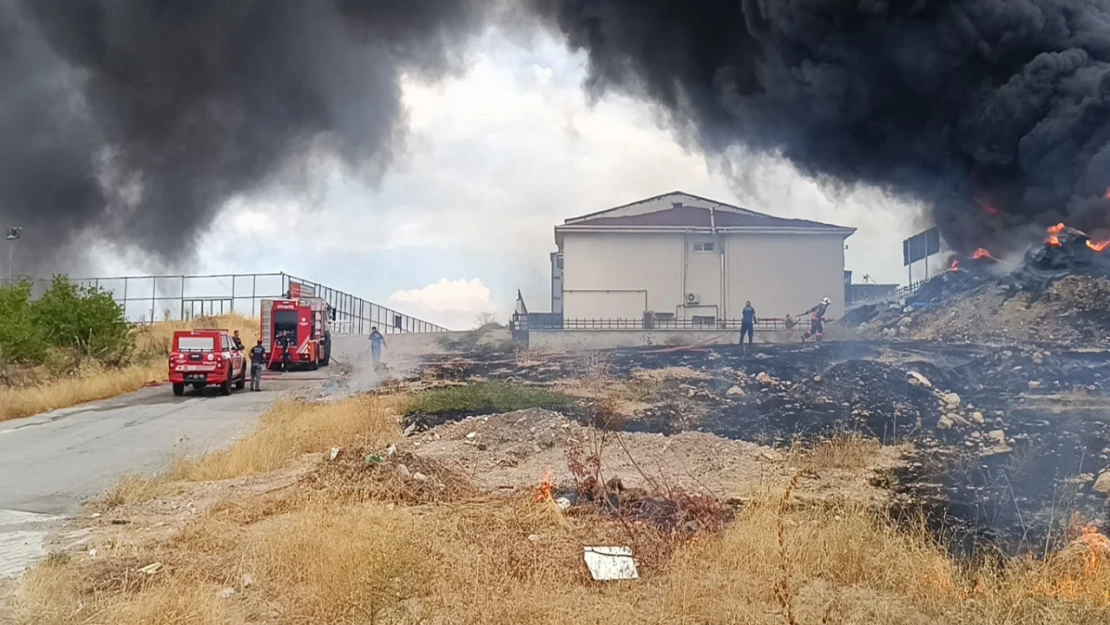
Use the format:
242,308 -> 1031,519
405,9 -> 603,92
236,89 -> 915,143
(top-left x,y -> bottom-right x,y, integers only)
0,333 -> 396,578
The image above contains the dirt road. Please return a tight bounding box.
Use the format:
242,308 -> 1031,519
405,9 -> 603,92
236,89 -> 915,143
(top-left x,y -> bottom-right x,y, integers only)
0,332 -> 456,578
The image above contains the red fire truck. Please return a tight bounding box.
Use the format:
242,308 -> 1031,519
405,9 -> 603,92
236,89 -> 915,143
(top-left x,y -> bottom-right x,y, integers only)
260,297 -> 332,371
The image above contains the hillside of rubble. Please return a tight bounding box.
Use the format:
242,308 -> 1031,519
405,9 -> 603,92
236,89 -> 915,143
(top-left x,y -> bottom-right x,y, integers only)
849,273 -> 1110,346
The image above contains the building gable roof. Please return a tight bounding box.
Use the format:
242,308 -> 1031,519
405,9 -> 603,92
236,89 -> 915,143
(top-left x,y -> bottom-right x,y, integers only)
557,191 -> 855,238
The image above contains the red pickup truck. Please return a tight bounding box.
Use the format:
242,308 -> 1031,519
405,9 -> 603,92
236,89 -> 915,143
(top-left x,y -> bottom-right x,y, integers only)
168,329 -> 247,396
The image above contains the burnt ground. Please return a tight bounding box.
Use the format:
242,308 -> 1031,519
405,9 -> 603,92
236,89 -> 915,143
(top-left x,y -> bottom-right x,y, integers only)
406,341 -> 1110,557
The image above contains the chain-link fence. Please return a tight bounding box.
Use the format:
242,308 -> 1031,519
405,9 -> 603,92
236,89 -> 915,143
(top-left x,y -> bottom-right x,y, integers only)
46,272 -> 447,334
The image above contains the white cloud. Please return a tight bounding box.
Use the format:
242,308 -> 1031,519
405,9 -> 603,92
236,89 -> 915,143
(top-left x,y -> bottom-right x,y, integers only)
388,278 -> 504,330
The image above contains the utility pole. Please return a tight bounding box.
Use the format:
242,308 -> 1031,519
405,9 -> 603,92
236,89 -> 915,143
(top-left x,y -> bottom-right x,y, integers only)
6,227 -> 21,285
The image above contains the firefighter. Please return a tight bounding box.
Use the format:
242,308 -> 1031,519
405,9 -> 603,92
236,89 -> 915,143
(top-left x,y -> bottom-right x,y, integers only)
369,327 -> 387,364
277,330 -> 293,371
249,339 -> 266,391
739,300 -> 756,347
232,330 -> 244,351
801,297 -> 832,344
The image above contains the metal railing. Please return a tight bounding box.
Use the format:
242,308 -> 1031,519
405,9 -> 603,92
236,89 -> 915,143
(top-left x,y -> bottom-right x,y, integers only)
32,272 -> 449,334
515,316 -> 802,332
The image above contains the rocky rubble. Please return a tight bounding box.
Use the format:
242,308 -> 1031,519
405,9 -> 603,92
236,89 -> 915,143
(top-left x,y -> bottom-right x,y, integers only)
415,340 -> 1110,552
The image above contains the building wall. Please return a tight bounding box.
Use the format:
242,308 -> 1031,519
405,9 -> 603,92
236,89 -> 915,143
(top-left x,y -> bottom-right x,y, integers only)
550,251 -> 563,314
561,231 -> 846,321
724,233 -> 846,319
683,235 -> 721,317
561,232 -> 681,318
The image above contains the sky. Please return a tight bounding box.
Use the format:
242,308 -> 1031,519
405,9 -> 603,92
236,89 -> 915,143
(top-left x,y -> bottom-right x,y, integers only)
89,28 -> 929,331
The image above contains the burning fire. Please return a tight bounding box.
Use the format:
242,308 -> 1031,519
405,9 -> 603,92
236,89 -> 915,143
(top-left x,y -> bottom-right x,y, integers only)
1088,237 -> 1110,252
533,470 -> 555,503
1043,222 -> 1110,252
949,259 -> 959,272
1046,222 -> 1066,247
1080,524 -> 1110,577
971,248 -> 997,261
1033,520 -> 1110,600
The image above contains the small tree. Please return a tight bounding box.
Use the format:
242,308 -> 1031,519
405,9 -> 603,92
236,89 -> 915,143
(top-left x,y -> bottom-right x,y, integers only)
0,280 -> 46,363
31,276 -> 134,365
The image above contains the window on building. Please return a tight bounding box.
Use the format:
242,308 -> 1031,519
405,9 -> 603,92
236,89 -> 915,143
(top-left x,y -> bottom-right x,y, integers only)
693,241 -> 715,252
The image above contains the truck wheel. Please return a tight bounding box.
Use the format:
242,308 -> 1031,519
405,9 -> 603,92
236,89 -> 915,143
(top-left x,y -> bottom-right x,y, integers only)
220,366 -> 233,396
172,383 -> 185,396
235,364 -> 246,390
309,358 -> 319,371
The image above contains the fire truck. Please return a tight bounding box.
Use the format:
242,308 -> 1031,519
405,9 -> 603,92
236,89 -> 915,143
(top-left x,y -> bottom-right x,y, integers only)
260,297 -> 332,370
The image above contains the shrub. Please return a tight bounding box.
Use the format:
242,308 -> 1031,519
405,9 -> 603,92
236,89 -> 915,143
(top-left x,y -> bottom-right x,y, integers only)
0,281 -> 45,363
32,276 -> 134,365
0,277 -> 134,366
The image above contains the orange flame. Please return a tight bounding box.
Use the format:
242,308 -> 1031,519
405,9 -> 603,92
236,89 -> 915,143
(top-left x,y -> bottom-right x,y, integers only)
1105,187 -> 1110,200
984,204 -> 999,216
1043,222 -> 1109,252
1080,525 -> 1110,577
949,259 -> 959,272
533,470 -> 555,503
1046,222 -> 1066,247
971,248 -> 997,261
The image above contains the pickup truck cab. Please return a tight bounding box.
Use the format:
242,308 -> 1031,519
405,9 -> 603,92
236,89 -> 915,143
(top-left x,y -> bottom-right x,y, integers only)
169,329 -> 247,396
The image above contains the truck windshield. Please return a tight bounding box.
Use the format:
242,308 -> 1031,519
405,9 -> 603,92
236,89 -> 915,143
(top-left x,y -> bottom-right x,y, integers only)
177,336 -> 215,352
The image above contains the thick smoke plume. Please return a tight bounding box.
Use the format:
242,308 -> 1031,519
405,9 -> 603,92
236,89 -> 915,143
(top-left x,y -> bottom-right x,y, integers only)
531,0 -> 1110,253
0,0 -> 491,273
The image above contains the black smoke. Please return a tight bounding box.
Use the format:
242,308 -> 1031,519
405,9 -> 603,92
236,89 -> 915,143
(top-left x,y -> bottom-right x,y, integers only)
530,0 -> 1110,253
0,0 -> 492,274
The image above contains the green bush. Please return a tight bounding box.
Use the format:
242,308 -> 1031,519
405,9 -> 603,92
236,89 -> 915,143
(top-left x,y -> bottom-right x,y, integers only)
0,281 -> 45,363
0,277 -> 134,367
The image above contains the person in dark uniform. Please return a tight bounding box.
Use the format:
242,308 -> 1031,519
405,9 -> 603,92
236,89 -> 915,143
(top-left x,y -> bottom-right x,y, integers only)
232,330 -> 244,351
739,300 -> 757,346
277,330 -> 293,371
801,297 -> 831,344
249,339 -> 266,391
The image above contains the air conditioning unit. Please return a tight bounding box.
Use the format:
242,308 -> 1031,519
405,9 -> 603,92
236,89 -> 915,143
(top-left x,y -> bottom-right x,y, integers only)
685,292 -> 700,305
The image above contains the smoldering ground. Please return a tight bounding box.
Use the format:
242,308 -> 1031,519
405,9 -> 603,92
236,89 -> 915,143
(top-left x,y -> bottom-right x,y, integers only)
5,0 -> 1110,273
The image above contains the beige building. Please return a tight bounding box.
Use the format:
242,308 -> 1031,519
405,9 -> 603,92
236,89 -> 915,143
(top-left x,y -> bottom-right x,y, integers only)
552,191 -> 855,324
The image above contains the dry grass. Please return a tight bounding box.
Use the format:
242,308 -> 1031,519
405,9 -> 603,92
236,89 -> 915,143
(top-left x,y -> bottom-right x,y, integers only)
131,313 -> 258,357
167,395 -> 406,483
0,360 -> 165,423
14,489 -> 1110,625
0,314 -> 257,423
10,391 -> 1110,625
805,433 -> 883,470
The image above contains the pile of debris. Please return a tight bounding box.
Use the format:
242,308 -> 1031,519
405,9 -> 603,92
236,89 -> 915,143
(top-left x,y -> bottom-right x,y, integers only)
847,228 -> 1110,346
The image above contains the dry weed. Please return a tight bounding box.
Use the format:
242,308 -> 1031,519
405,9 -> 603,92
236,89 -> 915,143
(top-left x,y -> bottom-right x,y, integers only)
308,450 -> 479,505
99,473 -> 177,510
0,361 -> 164,422
805,432 -> 882,470
14,479 -> 1110,625
167,394 -> 405,482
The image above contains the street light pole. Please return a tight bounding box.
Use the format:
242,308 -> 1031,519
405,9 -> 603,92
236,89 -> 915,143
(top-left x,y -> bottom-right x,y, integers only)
6,227 -> 22,285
